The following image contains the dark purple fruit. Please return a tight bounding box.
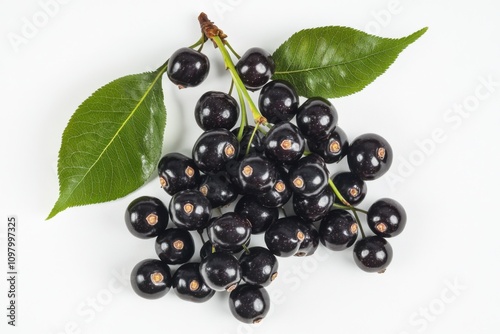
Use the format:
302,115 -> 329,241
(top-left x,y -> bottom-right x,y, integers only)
192,129 -> 239,174
367,198 -> 407,238
199,252 -> 241,291
229,284 -> 271,324
198,172 -> 238,208
332,171 -> 367,206
263,121 -> 305,164
353,236 -> 393,273
194,91 -> 239,130
124,196 -> 169,239
130,259 -> 172,299
167,47 -> 209,88
289,154 -> 329,197
169,190 -> 212,230
264,216 -> 305,257
239,246 -> 278,287
237,154 -> 277,195
172,262 -> 215,303
207,212 -> 252,252
155,228 -> 195,265
319,210 -> 358,251
307,126 -> 349,164
347,133 -> 393,180
231,126 -> 264,159
292,186 -> 334,222
258,80 -> 299,123
235,47 -> 275,91
256,166 -> 292,208
234,195 -> 279,234
295,221 -> 320,257
157,152 -> 200,196
296,97 -> 338,141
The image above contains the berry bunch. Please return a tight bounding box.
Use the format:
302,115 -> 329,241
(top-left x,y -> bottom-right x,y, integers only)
124,14 -> 407,324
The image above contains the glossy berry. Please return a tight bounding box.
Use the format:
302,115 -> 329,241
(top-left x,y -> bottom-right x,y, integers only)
319,210 -> 358,251
353,236 -> 393,273
194,91 -> 239,130
172,262 -> 215,303
199,240 -> 247,260
207,213 -> 252,252
229,284 -> 271,324
130,259 -> 172,299
235,47 -> 275,91
295,221 -> 320,257
263,121 -> 305,164
367,198 -> 407,238
124,196 -> 169,239
169,190 -> 212,230
296,97 -> 338,141
258,80 -> 299,123
192,128 -> 239,174
332,171 -> 367,206
199,252 -> 241,291
237,154 -> 277,195
167,47 -> 209,88
264,216 -> 305,257
234,195 -> 279,234
239,247 -> 278,287
155,228 -> 195,265
347,133 -> 393,180
231,126 -> 264,159
307,126 -> 349,164
256,166 -> 292,208
293,186 -> 334,222
289,154 -> 329,197
198,172 -> 238,208
157,152 -> 200,196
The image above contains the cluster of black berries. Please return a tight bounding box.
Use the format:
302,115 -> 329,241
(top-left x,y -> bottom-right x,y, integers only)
124,45 -> 407,324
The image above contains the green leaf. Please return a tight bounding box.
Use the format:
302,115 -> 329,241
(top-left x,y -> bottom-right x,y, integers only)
272,26 -> 427,98
47,67 -> 167,219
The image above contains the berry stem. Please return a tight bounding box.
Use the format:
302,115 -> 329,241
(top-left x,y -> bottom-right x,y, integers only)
333,204 -> 368,214
352,209 -> 366,238
225,41 -> 241,59
197,229 -> 206,244
211,35 -> 264,124
328,178 -> 350,206
245,123 -> 260,155
236,86 -> 247,142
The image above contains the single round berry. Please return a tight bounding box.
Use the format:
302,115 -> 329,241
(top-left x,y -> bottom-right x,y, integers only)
194,91 -> 240,130
130,259 -> 172,299
157,152 -> 200,196
307,126 -> 349,164
199,252 -> 241,291
167,47 -> 209,88
229,284 -> 271,324
155,228 -> 195,265
239,246 -> 278,287
172,262 -> 215,303
332,171 -> 367,206
237,154 -> 277,195
124,196 -> 169,239
353,236 -> 393,273
347,133 -> 393,180
293,186 -> 334,222
295,221 -> 320,257
256,166 -> 292,208
296,97 -> 338,141
289,154 -> 329,197
192,129 -> 239,174
235,47 -> 275,91
198,172 -> 238,208
207,213 -> 252,252
264,216 -> 306,257
234,195 -> 279,234
367,198 -> 407,237
169,190 -> 212,230
263,121 -> 305,164
319,210 -> 358,251
258,80 -> 299,123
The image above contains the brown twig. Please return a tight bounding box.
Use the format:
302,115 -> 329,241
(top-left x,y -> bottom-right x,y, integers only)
198,12 -> 227,46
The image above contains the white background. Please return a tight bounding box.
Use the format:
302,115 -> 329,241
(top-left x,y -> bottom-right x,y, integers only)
1,0 -> 500,333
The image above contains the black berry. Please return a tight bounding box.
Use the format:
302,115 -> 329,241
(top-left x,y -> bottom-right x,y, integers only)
169,190 -> 212,230
347,133 -> 393,180
172,262 -> 215,303
234,195 -> 279,234
229,284 -> 271,324
235,47 -> 275,91
332,171 -> 367,206
157,152 -> 200,196
199,252 -> 241,291
167,47 -> 209,88
155,228 -> 195,265
194,91 -> 240,130
296,97 -> 338,141
367,198 -> 407,238
239,246 -> 279,287
192,129 -> 239,174
353,236 -> 393,273
124,196 -> 169,239
319,210 -> 358,251
258,80 -> 299,123
130,259 -> 172,299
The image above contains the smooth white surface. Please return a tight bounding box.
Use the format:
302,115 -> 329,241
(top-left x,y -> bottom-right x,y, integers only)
1,0 -> 500,333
